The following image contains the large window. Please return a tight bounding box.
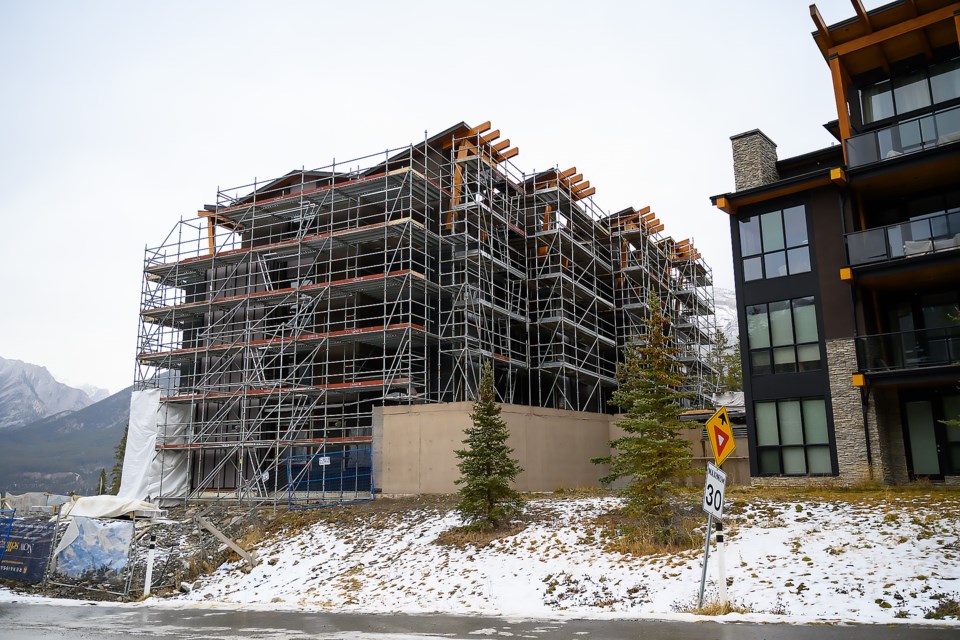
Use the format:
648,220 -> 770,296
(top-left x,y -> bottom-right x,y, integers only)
739,205 -> 810,281
860,57 -> 960,124
755,397 -> 833,475
746,296 -> 820,375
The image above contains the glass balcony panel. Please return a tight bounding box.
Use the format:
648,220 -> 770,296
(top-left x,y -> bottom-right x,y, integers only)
886,225 -> 904,258
846,104 -> 960,168
847,228 -> 888,265
846,133 -> 879,166
934,107 -> 960,144
855,326 -> 960,372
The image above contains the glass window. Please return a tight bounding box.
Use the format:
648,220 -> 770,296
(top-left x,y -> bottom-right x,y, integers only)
747,297 -> 821,376
769,301 -> 795,346
930,58 -> 960,103
792,297 -> 818,343
787,247 -> 811,276
740,216 -> 762,256
861,80 -> 894,123
893,71 -> 932,113
802,399 -> 829,444
761,212 -> 785,252
739,205 -> 810,281
743,257 -> 763,282
755,397 -> 834,476
755,402 -> 779,446
764,251 -> 788,278
783,206 -> 808,247
746,305 -> 770,349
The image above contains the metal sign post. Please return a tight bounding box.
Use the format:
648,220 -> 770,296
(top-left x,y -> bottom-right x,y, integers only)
698,462 -> 727,609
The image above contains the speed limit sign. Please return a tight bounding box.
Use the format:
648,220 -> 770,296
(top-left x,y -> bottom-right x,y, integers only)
702,462 -> 727,519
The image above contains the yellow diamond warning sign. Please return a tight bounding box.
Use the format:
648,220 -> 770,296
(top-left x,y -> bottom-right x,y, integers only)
706,406 -> 736,467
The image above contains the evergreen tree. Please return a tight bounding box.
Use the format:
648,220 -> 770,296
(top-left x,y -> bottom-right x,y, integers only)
454,361 -> 523,531
724,342 -> 743,392
594,297 -> 693,541
97,468 -> 108,495
109,423 -> 128,495
709,328 -> 743,393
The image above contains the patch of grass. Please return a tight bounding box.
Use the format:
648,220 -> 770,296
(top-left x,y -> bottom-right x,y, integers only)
671,590 -> 753,616
434,522 -> 525,548
689,599 -> 753,616
592,508 -> 699,556
924,593 -> 960,620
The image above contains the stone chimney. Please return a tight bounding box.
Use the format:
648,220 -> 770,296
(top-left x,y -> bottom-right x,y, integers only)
731,130 -> 779,191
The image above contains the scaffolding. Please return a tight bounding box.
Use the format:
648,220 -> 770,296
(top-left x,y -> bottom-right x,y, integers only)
133,121 -> 717,506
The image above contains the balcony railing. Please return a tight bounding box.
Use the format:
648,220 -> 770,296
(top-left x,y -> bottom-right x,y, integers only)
846,103 -> 960,168
855,326 -> 960,373
845,210 -> 960,266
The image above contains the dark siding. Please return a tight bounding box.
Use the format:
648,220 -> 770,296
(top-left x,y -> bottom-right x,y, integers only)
809,187 -> 855,340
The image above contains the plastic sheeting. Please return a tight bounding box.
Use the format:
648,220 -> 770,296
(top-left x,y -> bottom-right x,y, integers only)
58,496 -> 163,519
1,492 -> 72,512
53,516 -> 133,578
117,389 -> 190,504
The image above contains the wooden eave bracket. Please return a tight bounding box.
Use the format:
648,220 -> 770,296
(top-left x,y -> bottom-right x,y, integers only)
715,196 -> 736,215
830,167 -> 847,186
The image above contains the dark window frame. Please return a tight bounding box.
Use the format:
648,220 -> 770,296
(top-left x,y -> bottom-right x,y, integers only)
740,205 -> 810,282
754,396 -> 835,477
746,296 -> 822,376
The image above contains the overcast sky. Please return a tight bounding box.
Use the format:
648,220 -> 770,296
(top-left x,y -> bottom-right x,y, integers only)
0,0 -> 867,393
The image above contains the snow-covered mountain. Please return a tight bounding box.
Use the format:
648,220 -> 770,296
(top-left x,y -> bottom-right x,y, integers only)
713,287 -> 739,343
80,384 -> 111,403
0,356 -> 94,429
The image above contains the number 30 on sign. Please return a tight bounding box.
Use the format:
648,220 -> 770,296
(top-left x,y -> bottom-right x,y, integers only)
703,462 -> 727,520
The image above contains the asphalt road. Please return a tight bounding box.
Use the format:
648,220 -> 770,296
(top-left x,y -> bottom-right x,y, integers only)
1,602 -> 957,639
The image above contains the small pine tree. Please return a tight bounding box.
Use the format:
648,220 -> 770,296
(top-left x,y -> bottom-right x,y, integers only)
594,297 -> 693,541
97,469 -> 108,495
709,328 -> 743,393
723,342 -> 743,392
454,361 -> 523,531
109,423 -> 128,495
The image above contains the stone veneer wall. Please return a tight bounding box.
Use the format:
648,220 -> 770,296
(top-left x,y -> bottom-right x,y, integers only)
872,388 -> 908,484
824,338 -> 880,483
731,130 -> 780,191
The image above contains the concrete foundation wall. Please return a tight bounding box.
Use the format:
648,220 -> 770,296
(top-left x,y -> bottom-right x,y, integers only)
375,403 -> 751,495
375,403 -> 613,494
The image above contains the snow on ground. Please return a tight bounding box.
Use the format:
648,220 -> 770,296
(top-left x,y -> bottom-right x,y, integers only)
162,493 -> 960,624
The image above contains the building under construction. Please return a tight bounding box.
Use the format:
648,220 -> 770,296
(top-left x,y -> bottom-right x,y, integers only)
133,121 -> 717,506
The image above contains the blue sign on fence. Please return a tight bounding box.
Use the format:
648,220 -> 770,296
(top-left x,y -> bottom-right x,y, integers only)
0,520 -> 57,584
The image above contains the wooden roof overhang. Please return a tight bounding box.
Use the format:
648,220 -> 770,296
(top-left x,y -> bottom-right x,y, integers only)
810,1 -> 960,159
711,168 -> 846,216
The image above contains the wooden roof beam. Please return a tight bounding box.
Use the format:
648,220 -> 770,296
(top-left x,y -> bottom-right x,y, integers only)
903,0 -> 936,59
572,180 -> 591,194
828,4 -> 960,58
499,147 -> 519,161
480,129 -> 500,145
558,167 -> 577,179
851,0 -> 890,72
810,4 -> 834,60
467,121 -> 491,136
573,186 -> 596,200
491,139 -> 511,153
564,173 -> 584,186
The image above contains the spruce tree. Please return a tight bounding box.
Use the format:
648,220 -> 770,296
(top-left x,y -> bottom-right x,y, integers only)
109,423 -> 128,495
454,361 -> 523,531
97,468 -> 108,495
594,297 -> 693,541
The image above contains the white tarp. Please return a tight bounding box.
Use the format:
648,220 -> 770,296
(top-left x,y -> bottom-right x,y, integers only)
58,495 -> 163,519
117,389 -> 190,503
1,492 -> 72,512
712,391 -> 745,411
